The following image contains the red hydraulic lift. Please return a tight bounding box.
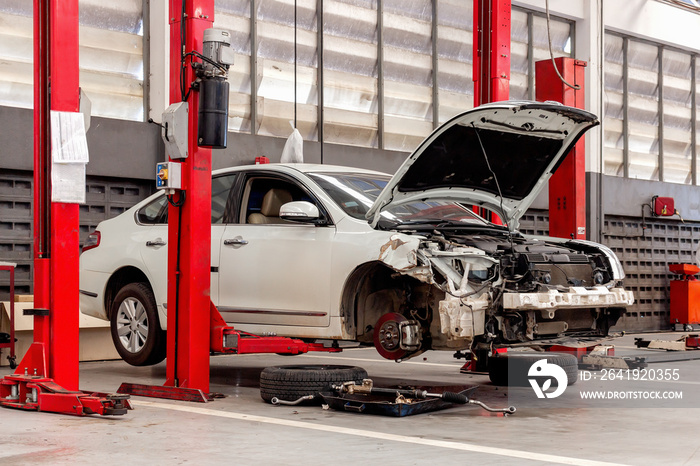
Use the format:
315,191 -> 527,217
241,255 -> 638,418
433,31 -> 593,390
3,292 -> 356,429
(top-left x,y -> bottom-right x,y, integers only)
0,0 -> 130,416
536,57 -> 587,240
472,0 -> 510,225
117,0 -> 338,403
473,0 -> 511,107
162,0 -> 214,395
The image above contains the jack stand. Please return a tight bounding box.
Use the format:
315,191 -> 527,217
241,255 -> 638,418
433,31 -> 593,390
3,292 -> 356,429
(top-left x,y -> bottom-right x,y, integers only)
457,347 -> 505,374
546,343 -> 648,370
547,344 -> 614,361
635,334 -> 700,351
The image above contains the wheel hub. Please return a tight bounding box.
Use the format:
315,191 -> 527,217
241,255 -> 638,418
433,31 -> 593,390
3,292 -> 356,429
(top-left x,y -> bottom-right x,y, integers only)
373,312 -> 422,360
116,297 -> 149,354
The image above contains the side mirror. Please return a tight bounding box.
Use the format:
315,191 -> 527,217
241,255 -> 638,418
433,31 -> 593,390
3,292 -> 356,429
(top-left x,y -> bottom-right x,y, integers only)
280,201 -> 320,223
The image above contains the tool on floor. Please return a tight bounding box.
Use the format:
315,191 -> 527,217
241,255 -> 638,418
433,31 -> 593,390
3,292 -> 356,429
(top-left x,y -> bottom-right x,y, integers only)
271,379 -> 516,416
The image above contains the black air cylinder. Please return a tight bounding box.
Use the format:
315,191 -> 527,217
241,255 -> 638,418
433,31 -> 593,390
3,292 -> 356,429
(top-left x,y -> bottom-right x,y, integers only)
198,77 -> 229,148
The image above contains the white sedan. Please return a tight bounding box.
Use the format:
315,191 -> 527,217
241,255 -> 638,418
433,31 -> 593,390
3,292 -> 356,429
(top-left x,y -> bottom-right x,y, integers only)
80,101 -> 634,366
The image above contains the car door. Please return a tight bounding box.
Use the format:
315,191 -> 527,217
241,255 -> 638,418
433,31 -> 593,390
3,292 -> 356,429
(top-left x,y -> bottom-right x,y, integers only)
138,173 -> 238,310
217,172 -> 334,328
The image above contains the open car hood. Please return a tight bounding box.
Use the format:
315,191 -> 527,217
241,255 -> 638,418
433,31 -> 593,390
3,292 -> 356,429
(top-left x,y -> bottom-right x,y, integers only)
366,101 -> 599,230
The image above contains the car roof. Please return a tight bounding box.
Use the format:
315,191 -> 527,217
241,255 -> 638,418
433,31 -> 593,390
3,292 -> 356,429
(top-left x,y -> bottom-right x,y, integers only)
212,163 -> 390,177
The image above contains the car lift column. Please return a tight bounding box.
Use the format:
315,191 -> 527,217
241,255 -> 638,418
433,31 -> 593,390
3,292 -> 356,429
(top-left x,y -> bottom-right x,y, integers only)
536,58 -> 587,239
28,0 -> 81,388
0,0 -> 131,417
472,0 -> 510,225
164,0 -> 214,393
473,0 -> 510,107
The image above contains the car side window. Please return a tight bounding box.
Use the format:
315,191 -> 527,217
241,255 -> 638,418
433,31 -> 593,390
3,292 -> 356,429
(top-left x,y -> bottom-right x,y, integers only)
136,173 -> 238,225
136,195 -> 168,224
241,176 -> 320,225
212,174 -> 237,224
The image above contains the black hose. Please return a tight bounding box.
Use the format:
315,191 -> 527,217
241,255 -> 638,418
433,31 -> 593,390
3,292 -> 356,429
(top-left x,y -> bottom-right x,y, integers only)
438,391 -> 468,404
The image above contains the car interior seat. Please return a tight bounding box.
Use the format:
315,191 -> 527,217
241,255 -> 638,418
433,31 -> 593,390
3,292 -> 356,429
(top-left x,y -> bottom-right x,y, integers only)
247,188 -> 293,224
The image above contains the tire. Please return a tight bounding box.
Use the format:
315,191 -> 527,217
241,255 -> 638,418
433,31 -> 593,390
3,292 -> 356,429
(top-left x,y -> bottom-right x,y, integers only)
110,282 -> 166,367
488,352 -> 578,387
260,365 -> 368,404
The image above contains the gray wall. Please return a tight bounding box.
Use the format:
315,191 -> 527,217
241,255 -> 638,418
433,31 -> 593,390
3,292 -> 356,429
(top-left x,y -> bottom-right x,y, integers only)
1,105 -> 410,179
1,106 -> 163,179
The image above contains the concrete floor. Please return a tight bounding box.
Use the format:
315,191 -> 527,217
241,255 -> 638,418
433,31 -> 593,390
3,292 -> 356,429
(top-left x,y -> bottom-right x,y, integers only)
1,332 -> 700,466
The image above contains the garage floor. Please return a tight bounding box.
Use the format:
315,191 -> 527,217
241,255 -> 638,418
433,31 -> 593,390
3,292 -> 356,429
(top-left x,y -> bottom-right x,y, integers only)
1,332 -> 699,466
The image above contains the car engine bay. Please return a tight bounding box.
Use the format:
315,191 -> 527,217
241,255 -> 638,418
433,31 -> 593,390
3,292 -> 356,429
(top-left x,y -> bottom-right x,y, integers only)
375,228 -> 635,360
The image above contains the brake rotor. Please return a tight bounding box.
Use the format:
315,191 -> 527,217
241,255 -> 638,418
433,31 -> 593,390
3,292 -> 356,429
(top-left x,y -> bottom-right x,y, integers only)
373,312 -> 410,360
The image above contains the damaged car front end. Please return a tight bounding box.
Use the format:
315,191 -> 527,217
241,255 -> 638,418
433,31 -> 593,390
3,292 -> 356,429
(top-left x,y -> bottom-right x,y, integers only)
364,101 -> 634,360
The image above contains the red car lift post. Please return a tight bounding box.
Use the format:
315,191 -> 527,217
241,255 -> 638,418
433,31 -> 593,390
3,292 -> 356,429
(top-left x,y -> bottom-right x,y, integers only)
458,0 -> 511,373
472,0 -> 510,225
117,0 -> 338,403
162,0 -> 215,395
0,0 -> 131,416
536,57 -> 587,240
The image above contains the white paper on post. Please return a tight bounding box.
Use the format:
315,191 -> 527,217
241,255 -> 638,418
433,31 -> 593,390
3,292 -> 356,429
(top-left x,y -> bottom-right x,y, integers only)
51,163 -> 86,204
50,111 -> 89,203
51,111 -> 89,163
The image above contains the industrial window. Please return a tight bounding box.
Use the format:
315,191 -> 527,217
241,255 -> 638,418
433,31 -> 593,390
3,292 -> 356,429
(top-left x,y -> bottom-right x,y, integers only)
213,2 -> 573,153
215,0 -> 319,141
214,0 -> 253,133
382,0 -> 433,151
322,0 -> 379,148
0,0 -> 144,121
436,0 -> 472,125
604,33 -> 698,185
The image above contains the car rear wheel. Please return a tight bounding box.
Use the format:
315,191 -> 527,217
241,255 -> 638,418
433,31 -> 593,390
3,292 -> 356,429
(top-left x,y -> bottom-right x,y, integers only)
110,282 -> 166,366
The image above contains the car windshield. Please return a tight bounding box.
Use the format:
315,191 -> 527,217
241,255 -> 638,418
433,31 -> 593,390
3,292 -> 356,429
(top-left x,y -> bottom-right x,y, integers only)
308,172 -> 489,227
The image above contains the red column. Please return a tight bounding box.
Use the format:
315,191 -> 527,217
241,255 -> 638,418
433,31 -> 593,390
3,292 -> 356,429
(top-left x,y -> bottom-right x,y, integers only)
473,0 -> 510,106
25,0 -> 80,390
165,0 -> 214,391
473,0 -> 510,225
536,58 -> 587,239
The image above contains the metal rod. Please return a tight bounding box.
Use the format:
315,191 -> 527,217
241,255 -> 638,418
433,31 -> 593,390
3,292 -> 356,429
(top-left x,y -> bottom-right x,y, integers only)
527,11 -> 534,100
294,0 -> 297,129
622,36 -> 629,179
432,0 -> 439,129
692,54 -> 697,185
658,46 -> 664,182
250,0 -> 258,134
271,395 -> 316,406
468,399 -> 516,414
317,0 -> 324,162
377,0 -> 384,150
143,0 -> 151,123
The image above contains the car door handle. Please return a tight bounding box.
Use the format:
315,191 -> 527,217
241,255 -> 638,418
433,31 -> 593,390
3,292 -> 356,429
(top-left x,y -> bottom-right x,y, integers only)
224,237 -> 248,247
146,238 -> 167,247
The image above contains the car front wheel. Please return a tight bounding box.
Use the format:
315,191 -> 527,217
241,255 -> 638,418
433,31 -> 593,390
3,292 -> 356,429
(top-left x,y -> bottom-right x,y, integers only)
110,282 -> 166,366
